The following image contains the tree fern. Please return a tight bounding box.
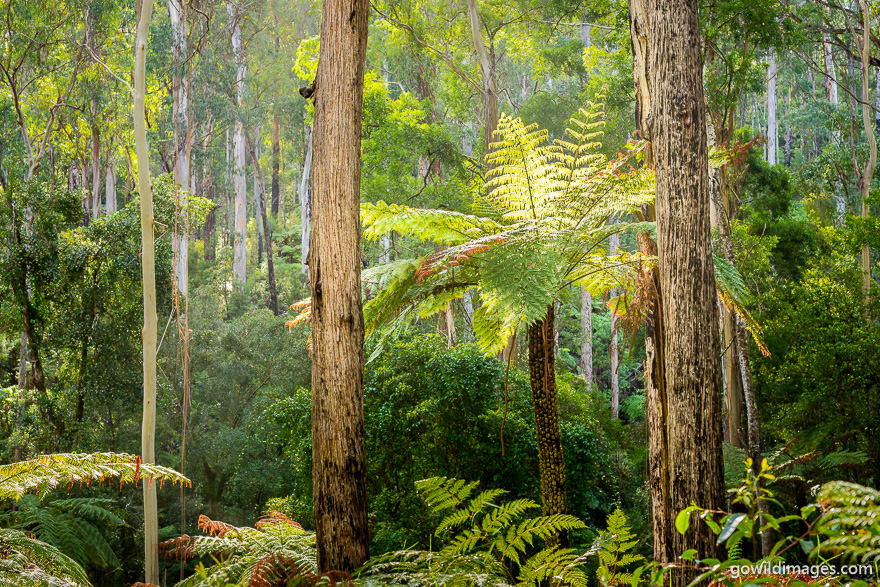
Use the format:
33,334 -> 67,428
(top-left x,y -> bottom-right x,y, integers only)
0,452 -> 190,501
358,477 -> 589,586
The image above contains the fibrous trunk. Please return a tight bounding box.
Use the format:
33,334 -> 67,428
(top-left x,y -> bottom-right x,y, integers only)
309,0 -> 371,572
527,304 -> 568,546
579,287 -> 593,385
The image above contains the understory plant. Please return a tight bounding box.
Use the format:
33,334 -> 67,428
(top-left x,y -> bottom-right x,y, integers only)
640,459 -> 880,586
357,476 -> 591,586
0,452 -> 189,586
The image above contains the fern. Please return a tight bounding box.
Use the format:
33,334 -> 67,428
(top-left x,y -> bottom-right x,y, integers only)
1,495 -> 124,570
0,528 -> 91,586
358,477 -> 589,586
0,452 -> 190,501
818,482 -> 880,563
595,509 -> 645,586
160,511 -> 317,586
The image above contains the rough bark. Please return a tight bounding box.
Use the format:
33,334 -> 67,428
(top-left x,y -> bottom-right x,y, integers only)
229,2 -> 247,289
309,0 -> 371,572
579,287 -> 593,385
527,304 -> 568,546
630,0 -> 725,577
134,0 -> 159,581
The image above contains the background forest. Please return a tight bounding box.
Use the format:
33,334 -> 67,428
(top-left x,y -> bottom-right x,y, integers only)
0,0 -> 879,585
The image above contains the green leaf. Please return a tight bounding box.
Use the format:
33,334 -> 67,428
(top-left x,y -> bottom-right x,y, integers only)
717,513 -> 747,544
676,506 -> 699,535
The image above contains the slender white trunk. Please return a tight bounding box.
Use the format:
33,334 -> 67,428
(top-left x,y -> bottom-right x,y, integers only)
379,232 -> 391,263
229,2 -> 247,288
105,164 -> 116,213
875,66 -> 880,136
824,35 -> 839,106
609,230 -> 620,418
579,287 -> 593,385
858,0 -> 877,305
255,126 -> 264,261
300,126 -> 313,275
170,0 -> 189,296
134,0 -> 158,580
766,50 -> 777,166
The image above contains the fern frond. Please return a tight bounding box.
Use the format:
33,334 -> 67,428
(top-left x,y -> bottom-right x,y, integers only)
362,200 -> 502,244
818,481 -> 880,563
0,453 -> 190,501
517,546 -> 590,587
0,528 -> 91,586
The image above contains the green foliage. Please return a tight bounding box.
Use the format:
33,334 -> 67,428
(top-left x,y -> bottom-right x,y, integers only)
359,476 -> 589,586
818,482 -> 880,563
162,512 -> 316,587
0,527 -> 91,587
1,495 -> 124,570
596,509 -> 644,586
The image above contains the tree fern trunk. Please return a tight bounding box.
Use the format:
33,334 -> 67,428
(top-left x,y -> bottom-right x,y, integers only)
310,0 -> 371,572
527,304 -> 568,546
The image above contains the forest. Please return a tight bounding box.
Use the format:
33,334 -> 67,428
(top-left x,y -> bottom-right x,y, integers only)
0,0 -> 879,585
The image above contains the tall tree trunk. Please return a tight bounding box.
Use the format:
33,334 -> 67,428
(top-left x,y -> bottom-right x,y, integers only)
300,125 -> 313,276
309,0 -> 371,572
229,2 -> 247,289
527,304 -> 568,546
858,0 -> 876,306
609,230 -> 620,418
90,111 -> 101,219
466,0 -> 498,157
579,287 -> 593,385
170,0 -> 189,297
783,87 -> 792,167
766,50 -> 777,166
105,163 -> 116,213
823,35 -> 839,106
247,132 -> 279,315
875,65 -> 880,136
272,116 -> 281,216
630,0 -> 725,578
255,125 -> 264,264
134,0 -> 159,581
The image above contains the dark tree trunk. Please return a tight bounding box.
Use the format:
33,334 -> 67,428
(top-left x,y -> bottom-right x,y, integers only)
527,304 -> 568,546
309,0 -> 371,573
630,0 -> 725,579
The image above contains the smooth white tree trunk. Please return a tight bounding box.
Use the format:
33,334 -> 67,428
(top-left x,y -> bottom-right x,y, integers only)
134,0 -> 158,580
229,2 -> 247,288
300,126 -> 313,275
609,230 -> 620,418
255,126 -> 264,262
105,164 -> 116,213
766,50 -> 777,166
579,287 -> 593,385
170,0 -> 189,296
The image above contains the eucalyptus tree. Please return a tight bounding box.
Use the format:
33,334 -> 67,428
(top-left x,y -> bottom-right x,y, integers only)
308,0 -> 372,572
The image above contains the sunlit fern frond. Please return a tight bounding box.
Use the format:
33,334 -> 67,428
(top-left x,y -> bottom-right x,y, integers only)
362,200 -> 503,245
0,528 -> 91,587
0,453 -> 190,501
817,481 -> 880,563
